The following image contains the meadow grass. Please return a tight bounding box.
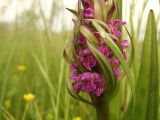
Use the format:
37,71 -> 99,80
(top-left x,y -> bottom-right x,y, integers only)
0,26 -> 96,120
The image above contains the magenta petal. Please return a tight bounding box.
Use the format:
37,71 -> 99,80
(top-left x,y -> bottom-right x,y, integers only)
111,28 -> 121,37
70,64 -> 77,71
98,46 -> 110,58
108,19 -> 126,37
110,19 -> 126,27
85,7 -> 94,14
122,49 -> 127,60
73,82 -> 81,92
80,72 -> 93,81
95,88 -> 104,96
77,49 -> 97,69
113,68 -> 122,77
84,7 -> 94,19
69,74 -> 79,81
110,59 -> 119,65
78,35 -> 86,45
121,40 -> 129,49
83,58 -> 97,69
72,72 -> 105,96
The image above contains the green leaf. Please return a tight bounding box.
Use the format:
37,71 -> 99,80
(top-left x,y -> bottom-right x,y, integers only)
66,8 -> 78,17
132,10 -> 159,120
94,0 -> 103,20
66,82 -> 95,107
80,26 -> 99,45
84,19 -> 111,32
146,10 -> 159,120
117,0 -> 122,20
124,27 -> 135,68
99,0 -> 107,21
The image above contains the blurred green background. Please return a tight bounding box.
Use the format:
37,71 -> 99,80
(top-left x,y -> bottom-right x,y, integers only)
0,0 -> 159,120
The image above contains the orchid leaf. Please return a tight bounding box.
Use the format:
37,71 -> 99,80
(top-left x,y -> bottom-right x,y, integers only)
132,10 -> 159,120
66,8 -> 78,17
146,10 -> 159,120
117,0 -> 122,20
99,0 -> 107,21
84,19 -> 111,32
66,82 -> 95,107
94,0 -> 103,20
124,27 -> 135,68
80,26 -> 99,45
63,45 -> 73,64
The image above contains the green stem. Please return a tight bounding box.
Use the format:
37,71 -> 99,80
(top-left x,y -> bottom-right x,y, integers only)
96,101 -> 109,120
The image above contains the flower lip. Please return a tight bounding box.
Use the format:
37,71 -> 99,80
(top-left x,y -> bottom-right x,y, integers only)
98,46 -> 110,58
108,19 -> 126,27
78,35 -> 86,45
113,68 -> 122,77
71,72 -> 105,96
120,40 -> 129,49
70,64 -> 78,71
84,7 -> 94,19
110,59 -> 120,65
69,74 -> 79,81
77,48 -> 97,69
108,19 -> 126,37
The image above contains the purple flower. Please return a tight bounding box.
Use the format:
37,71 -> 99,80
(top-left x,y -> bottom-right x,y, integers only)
109,19 -> 126,27
84,7 -> 94,19
98,46 -> 110,58
110,59 -> 119,66
71,72 -> 105,96
69,74 -> 79,81
70,64 -> 77,71
78,35 -> 86,45
94,87 -> 105,96
67,3 -> 129,97
111,28 -> 122,37
108,19 -> 126,37
113,68 -> 122,77
120,40 -> 129,49
73,82 -> 82,92
122,49 -> 127,60
77,48 -> 97,70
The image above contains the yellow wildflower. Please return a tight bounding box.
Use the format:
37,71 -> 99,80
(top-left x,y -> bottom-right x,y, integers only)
4,99 -> 11,109
73,117 -> 81,120
17,65 -> 26,72
23,93 -> 35,102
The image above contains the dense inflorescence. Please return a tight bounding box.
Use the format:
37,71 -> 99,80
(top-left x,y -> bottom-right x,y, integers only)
69,0 -> 129,96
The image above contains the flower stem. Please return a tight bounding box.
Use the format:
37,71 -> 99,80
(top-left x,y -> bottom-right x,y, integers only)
96,100 -> 109,120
